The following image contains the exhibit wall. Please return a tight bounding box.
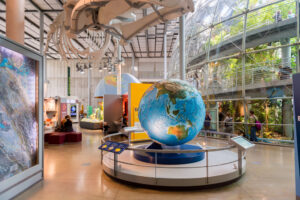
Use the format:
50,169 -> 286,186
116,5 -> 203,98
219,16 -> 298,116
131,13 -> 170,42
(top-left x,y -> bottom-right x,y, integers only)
0,36 -> 44,199
128,83 -> 152,141
46,58 -> 166,109
170,0 -> 299,144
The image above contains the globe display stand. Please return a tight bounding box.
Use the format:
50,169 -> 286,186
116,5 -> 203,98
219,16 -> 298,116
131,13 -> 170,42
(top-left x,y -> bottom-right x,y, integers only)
133,142 -> 205,164
100,80 -> 251,187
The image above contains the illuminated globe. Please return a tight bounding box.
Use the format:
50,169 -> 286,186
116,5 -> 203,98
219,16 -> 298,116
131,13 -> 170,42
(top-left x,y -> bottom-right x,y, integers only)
138,80 -> 206,146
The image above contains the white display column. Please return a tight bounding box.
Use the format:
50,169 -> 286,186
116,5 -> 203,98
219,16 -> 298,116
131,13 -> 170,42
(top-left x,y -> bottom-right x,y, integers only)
88,66 -> 91,106
163,24 -> 168,80
117,44 -> 122,95
179,15 -> 186,80
6,0 -> 25,44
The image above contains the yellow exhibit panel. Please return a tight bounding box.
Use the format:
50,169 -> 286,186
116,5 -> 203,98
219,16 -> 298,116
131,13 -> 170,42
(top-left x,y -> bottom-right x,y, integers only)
129,83 -> 152,141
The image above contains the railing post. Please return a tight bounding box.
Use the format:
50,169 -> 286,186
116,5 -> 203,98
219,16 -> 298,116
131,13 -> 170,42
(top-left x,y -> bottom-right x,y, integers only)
128,132 -> 131,145
155,152 -> 157,184
101,150 -> 103,164
114,153 -> 118,176
206,150 -> 209,184
238,148 -> 242,176
100,139 -> 103,164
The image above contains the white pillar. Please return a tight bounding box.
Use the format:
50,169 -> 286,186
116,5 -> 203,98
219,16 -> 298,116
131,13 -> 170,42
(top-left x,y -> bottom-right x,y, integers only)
117,44 -> 122,95
6,0 -> 25,44
179,15 -> 186,80
88,66 -> 91,106
164,30 -> 168,79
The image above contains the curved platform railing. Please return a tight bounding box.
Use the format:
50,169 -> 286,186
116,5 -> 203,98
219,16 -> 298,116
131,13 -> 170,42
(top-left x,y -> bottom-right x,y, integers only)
100,131 -> 245,185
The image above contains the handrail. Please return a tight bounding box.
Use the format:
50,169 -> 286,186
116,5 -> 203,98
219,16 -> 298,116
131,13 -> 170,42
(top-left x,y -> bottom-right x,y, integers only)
101,130 -> 237,154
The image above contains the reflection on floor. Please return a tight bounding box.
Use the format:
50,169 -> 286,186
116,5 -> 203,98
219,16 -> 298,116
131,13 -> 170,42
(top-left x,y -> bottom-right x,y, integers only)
14,125 -> 295,200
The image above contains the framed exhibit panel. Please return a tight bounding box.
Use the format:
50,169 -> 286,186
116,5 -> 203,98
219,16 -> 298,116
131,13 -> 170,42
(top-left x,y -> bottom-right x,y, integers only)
0,36 -> 44,199
293,73 -> 300,200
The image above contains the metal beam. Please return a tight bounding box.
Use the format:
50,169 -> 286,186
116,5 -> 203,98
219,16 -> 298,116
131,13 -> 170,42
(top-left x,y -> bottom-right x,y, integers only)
27,0 -> 86,52
0,15 -> 59,56
161,23 -> 168,57
122,46 -> 129,58
136,36 -> 142,57
154,25 -> 157,57
143,9 -> 150,57
168,33 -> 177,57
0,9 -> 63,13
40,12 -> 44,53
130,42 -> 137,58
163,24 -> 167,79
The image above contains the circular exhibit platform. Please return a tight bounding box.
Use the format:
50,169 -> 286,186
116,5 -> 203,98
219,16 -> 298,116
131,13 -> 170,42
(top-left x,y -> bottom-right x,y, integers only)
102,148 -> 246,187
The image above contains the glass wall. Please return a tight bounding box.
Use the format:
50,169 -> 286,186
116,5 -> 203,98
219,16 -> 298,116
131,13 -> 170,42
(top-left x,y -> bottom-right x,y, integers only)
171,0 -> 299,145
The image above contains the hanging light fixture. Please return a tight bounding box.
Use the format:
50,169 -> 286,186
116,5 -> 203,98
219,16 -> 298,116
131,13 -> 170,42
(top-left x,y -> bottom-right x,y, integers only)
76,63 -> 81,72
88,62 -> 93,69
103,62 -> 108,70
98,64 -> 103,72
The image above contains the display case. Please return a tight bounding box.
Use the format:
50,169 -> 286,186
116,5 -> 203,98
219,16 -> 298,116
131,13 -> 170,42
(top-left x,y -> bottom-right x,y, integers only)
0,36 -> 44,199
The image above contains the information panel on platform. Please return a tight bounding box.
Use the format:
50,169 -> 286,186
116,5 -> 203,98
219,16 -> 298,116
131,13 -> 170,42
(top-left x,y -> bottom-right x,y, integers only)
231,136 -> 255,150
292,73 -> 300,200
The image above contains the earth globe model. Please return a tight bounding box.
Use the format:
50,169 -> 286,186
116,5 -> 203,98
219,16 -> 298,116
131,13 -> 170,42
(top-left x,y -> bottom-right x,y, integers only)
138,79 -> 206,146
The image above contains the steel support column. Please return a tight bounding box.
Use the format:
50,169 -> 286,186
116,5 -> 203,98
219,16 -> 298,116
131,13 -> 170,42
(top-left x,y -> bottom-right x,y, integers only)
117,44 -> 122,95
164,30 -> 167,79
88,66 -> 91,107
242,0 -> 250,136
179,15 -> 186,80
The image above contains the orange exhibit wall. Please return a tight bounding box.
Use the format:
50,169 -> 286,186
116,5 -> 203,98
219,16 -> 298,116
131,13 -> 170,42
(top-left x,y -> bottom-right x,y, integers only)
128,83 -> 152,141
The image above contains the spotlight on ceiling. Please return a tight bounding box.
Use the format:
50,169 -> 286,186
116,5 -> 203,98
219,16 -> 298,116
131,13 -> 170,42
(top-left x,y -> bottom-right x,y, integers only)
99,67 -> 103,72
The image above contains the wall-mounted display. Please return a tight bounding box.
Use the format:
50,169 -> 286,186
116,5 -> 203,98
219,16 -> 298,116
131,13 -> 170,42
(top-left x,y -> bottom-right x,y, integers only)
0,36 -> 43,200
0,46 -> 39,181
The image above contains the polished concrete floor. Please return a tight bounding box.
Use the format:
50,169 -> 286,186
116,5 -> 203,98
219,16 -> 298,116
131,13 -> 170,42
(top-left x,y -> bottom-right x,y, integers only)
15,126 -> 295,200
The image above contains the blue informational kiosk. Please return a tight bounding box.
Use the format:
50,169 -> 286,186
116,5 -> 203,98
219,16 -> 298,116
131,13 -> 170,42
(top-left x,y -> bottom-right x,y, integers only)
293,73 -> 300,200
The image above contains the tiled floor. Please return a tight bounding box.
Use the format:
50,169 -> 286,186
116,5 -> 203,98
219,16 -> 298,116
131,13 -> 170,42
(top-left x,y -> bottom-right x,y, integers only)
14,126 -> 295,200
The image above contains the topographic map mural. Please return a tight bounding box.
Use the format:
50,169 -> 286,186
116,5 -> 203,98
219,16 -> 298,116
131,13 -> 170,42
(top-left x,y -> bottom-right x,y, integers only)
0,46 -> 38,182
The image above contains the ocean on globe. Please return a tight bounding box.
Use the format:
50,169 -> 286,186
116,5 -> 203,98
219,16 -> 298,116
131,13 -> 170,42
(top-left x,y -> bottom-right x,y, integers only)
138,80 -> 206,146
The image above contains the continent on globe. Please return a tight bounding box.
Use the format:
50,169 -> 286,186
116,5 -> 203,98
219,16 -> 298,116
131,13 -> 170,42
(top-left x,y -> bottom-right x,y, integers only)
155,81 -> 191,104
167,125 -> 189,141
138,79 -> 206,146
